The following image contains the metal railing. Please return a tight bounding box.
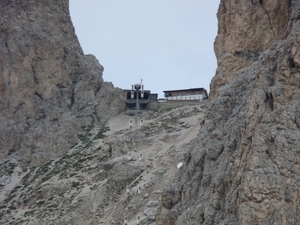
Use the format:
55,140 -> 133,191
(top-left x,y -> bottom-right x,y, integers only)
165,95 -> 203,101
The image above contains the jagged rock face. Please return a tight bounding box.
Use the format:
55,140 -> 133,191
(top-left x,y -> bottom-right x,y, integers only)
210,0 -> 291,99
0,0 -> 124,167
160,1 -> 300,224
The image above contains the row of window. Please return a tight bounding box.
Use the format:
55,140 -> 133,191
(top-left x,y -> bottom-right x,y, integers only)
168,91 -> 200,96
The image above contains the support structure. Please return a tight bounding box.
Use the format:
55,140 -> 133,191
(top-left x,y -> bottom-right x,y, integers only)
125,83 -> 151,110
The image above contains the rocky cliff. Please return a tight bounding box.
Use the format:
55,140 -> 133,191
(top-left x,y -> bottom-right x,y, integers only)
161,0 -> 300,224
210,0 -> 291,99
2,0 -> 300,225
0,0 -> 125,168
0,104 -> 206,224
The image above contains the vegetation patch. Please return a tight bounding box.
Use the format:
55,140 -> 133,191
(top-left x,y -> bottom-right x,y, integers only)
4,162 -> 18,176
24,210 -> 35,217
161,107 -> 174,113
130,180 -> 139,188
9,186 -> 22,196
21,167 -> 36,187
40,166 -> 61,184
70,173 -> 77,177
83,141 -> 93,149
8,205 -> 16,210
71,181 -> 81,188
87,155 -> 97,160
36,200 -> 46,207
4,194 -> 16,204
93,126 -> 110,140
72,160 -> 84,171
162,122 -> 171,130
40,176 -> 51,184
62,150 -> 81,160
78,158 -> 87,163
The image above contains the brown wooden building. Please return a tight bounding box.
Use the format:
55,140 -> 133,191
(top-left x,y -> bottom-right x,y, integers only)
163,88 -> 208,101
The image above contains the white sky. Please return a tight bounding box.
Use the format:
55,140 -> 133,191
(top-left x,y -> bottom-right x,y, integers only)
70,1 -> 219,98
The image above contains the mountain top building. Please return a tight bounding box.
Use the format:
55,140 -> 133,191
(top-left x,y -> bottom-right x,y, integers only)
163,88 -> 208,101
123,83 -> 157,110
123,84 -> 208,109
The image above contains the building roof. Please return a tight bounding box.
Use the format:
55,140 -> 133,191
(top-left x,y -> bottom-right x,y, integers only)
163,87 -> 207,93
122,89 -> 151,92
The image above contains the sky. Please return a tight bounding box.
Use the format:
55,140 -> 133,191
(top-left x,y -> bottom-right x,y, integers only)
69,1 -> 219,98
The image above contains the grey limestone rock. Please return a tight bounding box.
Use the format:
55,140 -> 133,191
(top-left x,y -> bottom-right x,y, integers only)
160,1 -> 300,224
144,207 -> 157,220
2,0 -> 300,225
0,0 -> 125,167
147,200 -> 159,207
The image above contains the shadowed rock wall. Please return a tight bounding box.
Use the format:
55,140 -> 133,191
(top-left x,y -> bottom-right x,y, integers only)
161,1 -> 300,224
0,0 -> 125,167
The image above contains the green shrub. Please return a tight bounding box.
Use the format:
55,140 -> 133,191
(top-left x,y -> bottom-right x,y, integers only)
72,181 -> 80,188
36,200 -> 45,207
